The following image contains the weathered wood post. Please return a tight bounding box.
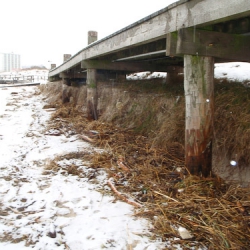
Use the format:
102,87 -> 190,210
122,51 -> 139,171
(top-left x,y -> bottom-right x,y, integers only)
86,31 -> 98,120
166,66 -> 183,84
51,64 -> 56,69
184,55 -> 214,177
63,54 -> 71,62
87,69 -> 98,120
88,31 -> 98,45
170,27 -> 250,177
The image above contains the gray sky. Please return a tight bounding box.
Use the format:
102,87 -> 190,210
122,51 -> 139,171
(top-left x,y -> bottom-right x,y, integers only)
0,0 -> 177,68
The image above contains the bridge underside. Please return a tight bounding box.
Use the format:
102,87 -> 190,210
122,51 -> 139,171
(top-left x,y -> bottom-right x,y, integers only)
48,4 -> 250,177
50,15 -> 250,83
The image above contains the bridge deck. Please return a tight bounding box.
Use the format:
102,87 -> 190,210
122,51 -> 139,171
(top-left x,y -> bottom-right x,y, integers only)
49,0 -> 250,77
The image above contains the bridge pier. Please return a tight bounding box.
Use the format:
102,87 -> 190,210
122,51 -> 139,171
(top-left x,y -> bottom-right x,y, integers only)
166,66 -> 183,84
86,69 -> 98,120
184,55 -> 214,177
62,78 -> 70,86
85,69 -> 125,119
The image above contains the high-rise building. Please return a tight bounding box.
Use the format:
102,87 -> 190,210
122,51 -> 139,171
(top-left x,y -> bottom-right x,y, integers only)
0,53 -> 21,72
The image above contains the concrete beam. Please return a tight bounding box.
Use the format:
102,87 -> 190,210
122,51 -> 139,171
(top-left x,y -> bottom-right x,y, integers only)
83,0 -> 250,60
81,59 -> 170,72
115,50 -> 166,62
166,32 -> 177,57
108,39 -> 166,62
176,28 -> 250,62
59,72 -> 87,79
48,75 -> 60,82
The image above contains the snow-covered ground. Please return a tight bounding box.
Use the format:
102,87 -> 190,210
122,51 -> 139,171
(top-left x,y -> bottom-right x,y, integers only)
0,62 -> 250,249
0,86 -> 165,250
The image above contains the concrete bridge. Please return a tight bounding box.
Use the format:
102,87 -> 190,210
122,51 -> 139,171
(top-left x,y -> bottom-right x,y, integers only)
48,0 -> 250,177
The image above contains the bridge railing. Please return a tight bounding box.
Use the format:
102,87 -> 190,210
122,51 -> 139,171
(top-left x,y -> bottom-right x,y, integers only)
0,75 -> 48,84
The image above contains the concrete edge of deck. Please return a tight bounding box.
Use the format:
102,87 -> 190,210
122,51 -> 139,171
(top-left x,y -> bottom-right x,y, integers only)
49,0 -> 188,75
49,0 -> 250,77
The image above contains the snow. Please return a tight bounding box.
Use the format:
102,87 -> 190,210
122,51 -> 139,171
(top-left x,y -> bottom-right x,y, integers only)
214,62 -> 250,82
0,62 -> 250,249
127,71 -> 167,80
0,85 -> 165,249
126,62 -> 250,83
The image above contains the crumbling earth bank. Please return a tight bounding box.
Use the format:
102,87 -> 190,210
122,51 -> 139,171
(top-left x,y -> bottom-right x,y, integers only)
39,80 -> 250,249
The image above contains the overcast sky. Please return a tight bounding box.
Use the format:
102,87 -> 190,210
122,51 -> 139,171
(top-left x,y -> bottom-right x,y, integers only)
0,0 -> 177,68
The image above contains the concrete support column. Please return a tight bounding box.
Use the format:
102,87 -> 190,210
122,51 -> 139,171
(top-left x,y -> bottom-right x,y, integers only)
87,69 -> 98,120
184,55 -> 214,177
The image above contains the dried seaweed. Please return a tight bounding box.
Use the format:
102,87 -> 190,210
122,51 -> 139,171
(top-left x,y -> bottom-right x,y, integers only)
42,80 -> 250,249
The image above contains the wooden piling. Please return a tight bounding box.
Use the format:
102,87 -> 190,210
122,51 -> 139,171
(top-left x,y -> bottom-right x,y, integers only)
166,66 -> 183,84
86,69 -> 98,120
51,64 -> 56,69
184,55 -> 214,177
88,31 -> 98,45
63,54 -> 71,62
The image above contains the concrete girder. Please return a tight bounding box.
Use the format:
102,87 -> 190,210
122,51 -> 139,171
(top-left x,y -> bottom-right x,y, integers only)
167,28 -> 250,62
81,59 -> 183,73
59,72 -> 87,79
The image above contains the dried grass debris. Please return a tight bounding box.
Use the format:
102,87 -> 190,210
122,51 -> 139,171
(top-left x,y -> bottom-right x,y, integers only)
41,80 -> 250,249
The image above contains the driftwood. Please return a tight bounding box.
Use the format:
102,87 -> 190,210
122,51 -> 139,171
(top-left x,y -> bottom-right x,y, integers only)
117,156 -> 130,172
154,190 -> 179,203
236,201 -> 246,214
79,134 -> 94,143
117,160 -> 130,172
107,179 -> 142,208
6,206 -> 20,214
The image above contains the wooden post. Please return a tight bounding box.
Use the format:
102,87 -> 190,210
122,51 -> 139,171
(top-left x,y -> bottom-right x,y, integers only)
63,54 -> 71,62
166,66 -> 183,84
88,31 -> 98,45
184,55 -> 214,177
51,64 -> 56,69
87,69 -> 98,120
86,31 -> 98,119
116,72 -> 126,82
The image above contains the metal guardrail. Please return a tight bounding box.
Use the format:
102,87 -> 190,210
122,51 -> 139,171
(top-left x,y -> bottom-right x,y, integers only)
0,75 -> 48,84
0,75 -> 48,80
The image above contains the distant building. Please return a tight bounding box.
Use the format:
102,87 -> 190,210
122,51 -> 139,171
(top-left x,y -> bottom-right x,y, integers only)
0,53 -> 21,72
